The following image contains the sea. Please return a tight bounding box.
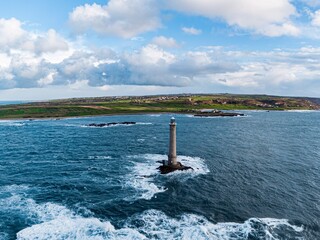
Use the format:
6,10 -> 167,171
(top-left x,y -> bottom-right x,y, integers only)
0,111 -> 319,239
0,101 -> 30,106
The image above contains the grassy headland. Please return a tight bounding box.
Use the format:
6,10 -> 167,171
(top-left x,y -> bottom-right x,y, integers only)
0,94 -> 319,119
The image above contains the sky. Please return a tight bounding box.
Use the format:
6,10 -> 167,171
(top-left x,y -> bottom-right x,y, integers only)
1,0 -> 320,100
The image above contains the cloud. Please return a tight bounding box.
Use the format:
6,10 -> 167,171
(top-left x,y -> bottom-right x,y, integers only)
0,18 -> 26,47
0,39 -> 241,89
69,0 -> 161,38
182,27 -> 202,35
1,17 -> 320,97
152,36 -> 179,48
211,47 -> 320,93
34,29 -> 69,53
3,40 -> 320,93
170,51 -> 240,77
166,0 -> 299,36
259,22 -> 300,37
302,0 -> 320,7
68,0 -> 300,38
0,19 -> 69,54
50,44 -> 241,88
311,10 -> 320,26
0,18 -> 71,89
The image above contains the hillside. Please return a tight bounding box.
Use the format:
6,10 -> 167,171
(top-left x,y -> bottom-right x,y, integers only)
0,94 -> 319,119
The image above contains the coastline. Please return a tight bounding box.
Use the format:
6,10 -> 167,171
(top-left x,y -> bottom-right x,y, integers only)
0,109 -> 319,121
1,94 -> 319,120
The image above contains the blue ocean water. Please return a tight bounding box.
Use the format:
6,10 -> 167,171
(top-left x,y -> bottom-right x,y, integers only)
0,101 -> 29,106
0,111 -> 319,239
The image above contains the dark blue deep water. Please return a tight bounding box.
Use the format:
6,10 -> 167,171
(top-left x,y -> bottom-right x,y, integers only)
0,111 -> 319,239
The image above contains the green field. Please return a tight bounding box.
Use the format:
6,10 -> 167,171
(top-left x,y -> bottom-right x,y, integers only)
0,94 -> 319,119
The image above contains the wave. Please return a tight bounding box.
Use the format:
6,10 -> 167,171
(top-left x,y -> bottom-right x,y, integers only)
0,195 -> 142,240
88,156 -> 112,160
285,110 -> 319,113
0,120 -> 26,127
81,122 -> 153,128
192,115 -> 249,119
136,122 -> 153,125
0,185 -> 142,240
124,154 -> 209,200
16,209 -> 305,240
15,201 -> 304,240
0,185 -> 304,240
124,209 -> 304,240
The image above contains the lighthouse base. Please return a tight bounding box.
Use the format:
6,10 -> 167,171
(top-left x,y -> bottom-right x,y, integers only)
157,161 -> 193,174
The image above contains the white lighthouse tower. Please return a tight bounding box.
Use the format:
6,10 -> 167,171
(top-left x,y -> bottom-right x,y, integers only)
168,117 -> 177,166
158,117 -> 192,174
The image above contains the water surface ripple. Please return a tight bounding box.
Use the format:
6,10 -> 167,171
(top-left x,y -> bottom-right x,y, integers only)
0,112 -> 319,239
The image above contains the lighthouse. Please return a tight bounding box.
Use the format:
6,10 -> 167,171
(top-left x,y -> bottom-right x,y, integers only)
168,117 -> 177,166
157,117 -> 192,174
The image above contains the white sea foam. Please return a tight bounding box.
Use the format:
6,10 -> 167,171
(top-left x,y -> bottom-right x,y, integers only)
88,156 -> 112,160
285,110 -> 319,113
125,155 -> 166,200
81,122 -> 152,128
136,122 -> 153,125
0,120 -> 26,127
0,190 -> 143,240
125,154 -> 209,200
124,209 -> 304,240
17,217 -> 145,240
0,185 -> 303,240
13,205 -> 305,240
0,184 -> 30,193
15,207 -> 304,240
192,115 -> 248,119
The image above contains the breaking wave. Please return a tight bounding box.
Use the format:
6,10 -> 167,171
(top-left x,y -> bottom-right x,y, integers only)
285,110 -> 319,113
81,122 -> 152,128
0,120 -> 26,127
16,209 -> 305,240
124,154 -> 209,200
88,155 -> 113,160
124,210 -> 304,240
0,185 -> 304,240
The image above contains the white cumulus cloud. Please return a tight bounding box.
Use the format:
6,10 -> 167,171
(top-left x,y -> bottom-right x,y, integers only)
0,18 -> 26,47
152,36 -> 179,48
311,10 -> 320,26
166,0 -> 299,37
1,16 -> 320,97
34,29 -> 69,54
182,27 -> 202,35
69,0 -> 161,38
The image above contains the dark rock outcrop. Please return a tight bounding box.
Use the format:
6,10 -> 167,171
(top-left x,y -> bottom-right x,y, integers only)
194,112 -> 244,117
87,122 -> 136,127
157,161 -> 193,174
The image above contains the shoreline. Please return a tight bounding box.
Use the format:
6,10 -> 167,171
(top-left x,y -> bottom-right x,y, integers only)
0,111 -> 183,121
1,94 -> 319,120
0,109 -> 319,121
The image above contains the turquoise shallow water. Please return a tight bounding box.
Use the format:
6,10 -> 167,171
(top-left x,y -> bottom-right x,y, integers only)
0,101 -> 29,105
0,111 -> 319,239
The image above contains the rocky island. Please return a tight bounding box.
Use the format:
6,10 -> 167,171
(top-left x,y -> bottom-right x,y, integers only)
87,122 -> 136,127
193,109 -> 244,117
